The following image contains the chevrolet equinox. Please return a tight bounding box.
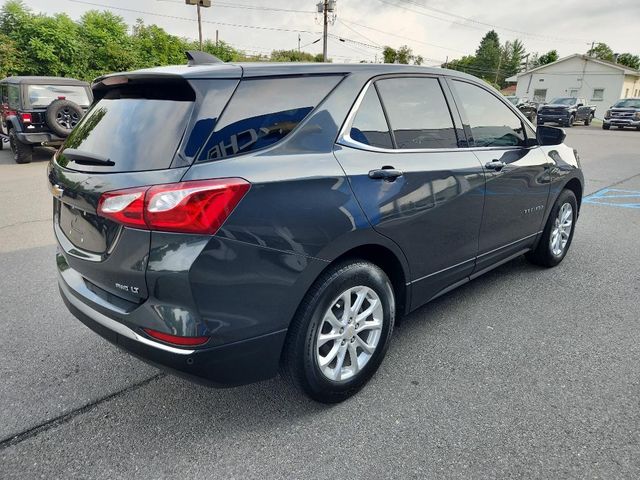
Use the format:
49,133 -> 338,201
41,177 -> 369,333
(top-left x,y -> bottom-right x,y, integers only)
49,58 -> 583,403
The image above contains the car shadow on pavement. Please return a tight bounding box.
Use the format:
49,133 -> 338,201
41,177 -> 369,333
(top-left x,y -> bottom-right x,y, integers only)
0,145 -> 55,165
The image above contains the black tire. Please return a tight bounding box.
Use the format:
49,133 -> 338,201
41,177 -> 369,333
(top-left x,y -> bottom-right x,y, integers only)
526,189 -> 577,268
45,99 -> 83,137
281,260 -> 395,403
8,129 -> 33,164
565,114 -> 575,128
584,114 -> 593,126
602,124 -> 610,130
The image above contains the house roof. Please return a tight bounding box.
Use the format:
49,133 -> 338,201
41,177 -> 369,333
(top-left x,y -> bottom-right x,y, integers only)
512,53 -> 640,79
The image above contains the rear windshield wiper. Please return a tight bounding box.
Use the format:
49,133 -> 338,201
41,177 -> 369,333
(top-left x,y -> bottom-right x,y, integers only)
62,148 -> 115,166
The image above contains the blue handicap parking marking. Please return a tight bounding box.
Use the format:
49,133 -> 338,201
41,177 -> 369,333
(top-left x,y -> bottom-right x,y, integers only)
583,188 -> 640,209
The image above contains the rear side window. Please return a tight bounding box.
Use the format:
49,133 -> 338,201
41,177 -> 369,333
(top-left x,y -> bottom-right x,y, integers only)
27,84 -> 91,108
375,77 -> 459,149
8,85 -> 20,108
349,87 -> 393,149
197,75 -> 342,161
452,80 -> 525,148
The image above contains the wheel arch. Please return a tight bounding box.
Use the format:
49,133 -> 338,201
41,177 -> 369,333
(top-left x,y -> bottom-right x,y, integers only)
563,177 -> 583,212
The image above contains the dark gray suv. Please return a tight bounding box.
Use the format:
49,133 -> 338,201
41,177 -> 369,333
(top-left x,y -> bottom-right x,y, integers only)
49,60 -> 583,402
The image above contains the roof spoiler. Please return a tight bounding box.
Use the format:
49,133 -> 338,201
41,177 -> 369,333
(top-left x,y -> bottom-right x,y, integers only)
186,50 -> 223,66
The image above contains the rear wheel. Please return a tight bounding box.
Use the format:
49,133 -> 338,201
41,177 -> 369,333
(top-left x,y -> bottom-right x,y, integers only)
585,114 -> 593,126
526,189 -> 577,267
8,130 -> 33,164
281,260 -> 395,403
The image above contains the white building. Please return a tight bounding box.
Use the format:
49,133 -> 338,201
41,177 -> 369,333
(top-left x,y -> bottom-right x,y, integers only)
507,54 -> 640,118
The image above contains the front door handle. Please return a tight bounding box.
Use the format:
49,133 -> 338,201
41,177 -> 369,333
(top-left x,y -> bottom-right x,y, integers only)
485,160 -> 506,171
368,167 -> 403,181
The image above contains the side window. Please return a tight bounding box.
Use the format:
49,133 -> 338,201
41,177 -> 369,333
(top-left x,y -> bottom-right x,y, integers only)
375,77 -> 459,149
197,75 -> 342,161
7,85 -> 20,109
0,84 -> 7,104
349,86 -> 393,149
452,80 -> 525,148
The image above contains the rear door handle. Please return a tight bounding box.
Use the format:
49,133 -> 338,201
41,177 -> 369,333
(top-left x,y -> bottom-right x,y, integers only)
485,160 -> 506,171
368,167 -> 403,181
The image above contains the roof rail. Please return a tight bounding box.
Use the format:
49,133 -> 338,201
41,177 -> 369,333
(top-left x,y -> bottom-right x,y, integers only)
185,50 -> 223,66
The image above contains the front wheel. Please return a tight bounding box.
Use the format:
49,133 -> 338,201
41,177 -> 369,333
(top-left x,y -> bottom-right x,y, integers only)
565,115 -> 575,128
602,124 -> 610,130
281,260 -> 395,403
526,189 -> 577,267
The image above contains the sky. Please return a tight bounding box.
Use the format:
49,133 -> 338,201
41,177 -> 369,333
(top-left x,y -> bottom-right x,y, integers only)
8,0 -> 640,65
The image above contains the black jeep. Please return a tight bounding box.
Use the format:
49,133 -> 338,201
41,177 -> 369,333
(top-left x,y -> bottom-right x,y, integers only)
0,76 -> 92,163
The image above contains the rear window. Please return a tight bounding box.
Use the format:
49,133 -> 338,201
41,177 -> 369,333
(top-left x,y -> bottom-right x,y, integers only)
59,80 -> 195,172
27,84 -> 91,108
197,75 -> 342,162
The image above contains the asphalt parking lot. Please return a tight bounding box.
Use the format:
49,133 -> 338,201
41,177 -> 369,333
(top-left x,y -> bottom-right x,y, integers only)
1,126 -> 639,479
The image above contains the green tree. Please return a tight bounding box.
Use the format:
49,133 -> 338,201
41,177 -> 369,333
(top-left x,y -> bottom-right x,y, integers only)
473,30 -> 501,80
0,33 -> 24,77
77,10 -> 137,79
132,19 -> 189,68
502,39 -> 525,78
269,50 -> 324,62
382,45 -> 423,65
617,53 -> 640,70
587,42 -> 614,61
444,55 -> 476,72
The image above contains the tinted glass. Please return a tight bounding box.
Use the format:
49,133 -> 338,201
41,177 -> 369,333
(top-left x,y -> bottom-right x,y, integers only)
452,80 -> 525,148
198,75 -> 342,161
60,93 -> 193,172
614,99 -> 640,108
550,97 -> 576,105
349,87 -> 393,148
8,85 -> 20,108
27,85 -> 91,107
375,77 -> 458,149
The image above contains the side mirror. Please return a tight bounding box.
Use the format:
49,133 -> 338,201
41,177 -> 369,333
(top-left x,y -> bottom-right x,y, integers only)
537,125 -> 566,146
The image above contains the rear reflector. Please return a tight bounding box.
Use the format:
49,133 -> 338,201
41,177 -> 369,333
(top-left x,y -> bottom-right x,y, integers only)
143,328 -> 209,346
97,178 -> 250,234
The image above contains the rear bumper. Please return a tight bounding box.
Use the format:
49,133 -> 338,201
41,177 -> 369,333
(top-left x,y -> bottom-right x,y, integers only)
58,269 -> 287,387
16,131 -> 65,145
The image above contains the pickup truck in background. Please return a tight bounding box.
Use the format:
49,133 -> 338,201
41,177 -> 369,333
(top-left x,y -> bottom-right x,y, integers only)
603,98 -> 640,130
537,97 -> 596,127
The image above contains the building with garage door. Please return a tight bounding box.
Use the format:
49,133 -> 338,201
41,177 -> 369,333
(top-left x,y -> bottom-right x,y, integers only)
506,54 -> 640,118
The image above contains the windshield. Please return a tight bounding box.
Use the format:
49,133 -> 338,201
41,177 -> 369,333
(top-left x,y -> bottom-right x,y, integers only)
549,97 -> 576,106
27,84 -> 91,108
506,96 -> 519,105
613,99 -> 640,108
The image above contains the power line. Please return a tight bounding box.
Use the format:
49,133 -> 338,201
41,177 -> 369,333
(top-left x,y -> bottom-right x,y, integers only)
68,0 -> 321,34
377,0 -> 591,45
339,17 -> 466,54
335,19 -> 381,48
399,0 -> 591,43
156,0 -> 316,14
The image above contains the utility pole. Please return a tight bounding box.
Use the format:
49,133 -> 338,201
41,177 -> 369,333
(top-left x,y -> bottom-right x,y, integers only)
322,0 -> 329,62
298,34 -> 301,52
494,53 -> 502,84
318,0 -> 336,62
185,0 -> 211,51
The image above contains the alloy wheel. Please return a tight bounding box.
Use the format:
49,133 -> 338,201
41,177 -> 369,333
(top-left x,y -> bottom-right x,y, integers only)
550,202 -> 573,256
316,286 -> 383,382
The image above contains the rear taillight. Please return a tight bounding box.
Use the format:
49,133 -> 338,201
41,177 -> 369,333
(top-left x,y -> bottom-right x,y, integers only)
97,178 -> 250,234
142,328 -> 209,346
19,112 -> 32,124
